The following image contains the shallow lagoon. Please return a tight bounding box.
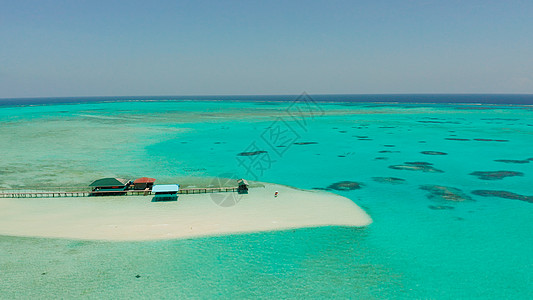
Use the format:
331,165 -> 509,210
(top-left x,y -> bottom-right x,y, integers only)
1,100 -> 532,298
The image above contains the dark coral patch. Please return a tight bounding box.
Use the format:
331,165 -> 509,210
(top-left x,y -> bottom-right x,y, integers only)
494,159 -> 530,164
237,150 -> 267,156
384,145 -> 395,147
327,181 -> 362,191
428,205 -> 455,210
374,157 -> 389,160
481,118 -> 519,121
446,138 -> 470,141
469,171 -> 524,180
379,150 -> 400,153
405,161 -> 433,166
372,177 -> 405,184
389,164 -> 444,173
421,151 -> 447,155
473,138 -> 509,142
418,120 -> 461,124
472,190 -> 533,203
312,187 -> 329,191
420,185 -> 473,202
293,142 -> 318,145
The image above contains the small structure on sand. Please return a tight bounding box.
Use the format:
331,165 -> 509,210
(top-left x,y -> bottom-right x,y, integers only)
133,177 -> 156,190
237,179 -> 249,194
89,178 -> 130,196
152,184 -> 179,201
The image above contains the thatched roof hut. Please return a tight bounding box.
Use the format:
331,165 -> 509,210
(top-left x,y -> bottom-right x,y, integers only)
133,177 -> 156,190
89,178 -> 130,196
90,178 -> 129,189
237,179 -> 249,194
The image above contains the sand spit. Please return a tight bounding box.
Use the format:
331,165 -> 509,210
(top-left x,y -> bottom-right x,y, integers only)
0,183 -> 371,241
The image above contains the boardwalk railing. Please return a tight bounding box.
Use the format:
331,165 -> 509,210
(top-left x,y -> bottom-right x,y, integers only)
179,187 -> 238,194
0,187 -> 239,198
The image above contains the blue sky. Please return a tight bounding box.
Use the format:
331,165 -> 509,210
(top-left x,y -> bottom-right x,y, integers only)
1,0 -> 532,98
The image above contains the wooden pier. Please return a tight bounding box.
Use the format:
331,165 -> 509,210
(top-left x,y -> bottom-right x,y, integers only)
179,187 -> 238,194
0,187 -> 239,198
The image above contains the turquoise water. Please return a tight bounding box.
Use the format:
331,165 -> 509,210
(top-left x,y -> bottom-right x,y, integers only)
1,100 -> 532,298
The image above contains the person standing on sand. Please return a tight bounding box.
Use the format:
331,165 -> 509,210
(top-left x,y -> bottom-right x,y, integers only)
274,191 -> 278,197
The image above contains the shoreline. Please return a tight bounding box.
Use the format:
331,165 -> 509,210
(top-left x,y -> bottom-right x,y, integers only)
0,182 -> 371,241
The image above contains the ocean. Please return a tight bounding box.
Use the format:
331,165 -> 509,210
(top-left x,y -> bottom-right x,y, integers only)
1,93 -> 533,107
1,95 -> 532,298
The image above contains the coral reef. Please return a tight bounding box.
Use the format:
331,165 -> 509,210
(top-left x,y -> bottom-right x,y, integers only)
421,151 -> 447,155
420,185 -> 473,202
469,171 -> 523,180
237,150 -> 268,156
372,177 -> 405,184
389,162 -> 444,173
327,181 -> 363,191
471,190 -> 533,203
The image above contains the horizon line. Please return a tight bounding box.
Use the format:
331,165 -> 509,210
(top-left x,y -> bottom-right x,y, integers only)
2,92 -> 533,101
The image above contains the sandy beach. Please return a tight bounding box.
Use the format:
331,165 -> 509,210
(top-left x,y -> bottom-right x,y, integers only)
0,183 -> 371,241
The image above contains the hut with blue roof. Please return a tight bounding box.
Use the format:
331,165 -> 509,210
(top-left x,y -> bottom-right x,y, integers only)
151,184 -> 179,201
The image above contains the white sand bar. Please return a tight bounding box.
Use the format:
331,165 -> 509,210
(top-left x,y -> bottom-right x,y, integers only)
0,183 -> 371,241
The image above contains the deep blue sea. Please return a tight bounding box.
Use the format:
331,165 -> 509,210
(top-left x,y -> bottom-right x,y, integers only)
1,93 -> 533,107
0,95 -> 532,299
